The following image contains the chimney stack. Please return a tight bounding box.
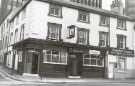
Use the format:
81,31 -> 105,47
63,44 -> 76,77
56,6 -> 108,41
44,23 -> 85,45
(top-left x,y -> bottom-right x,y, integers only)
111,0 -> 124,15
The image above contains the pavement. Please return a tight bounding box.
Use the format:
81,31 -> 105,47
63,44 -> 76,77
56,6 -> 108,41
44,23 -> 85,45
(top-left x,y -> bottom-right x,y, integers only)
1,64 -> 135,83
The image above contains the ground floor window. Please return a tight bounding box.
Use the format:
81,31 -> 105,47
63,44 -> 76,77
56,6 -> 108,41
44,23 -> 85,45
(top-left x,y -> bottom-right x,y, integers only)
117,57 -> 126,71
83,54 -> 104,67
43,49 -> 67,64
18,51 -> 23,62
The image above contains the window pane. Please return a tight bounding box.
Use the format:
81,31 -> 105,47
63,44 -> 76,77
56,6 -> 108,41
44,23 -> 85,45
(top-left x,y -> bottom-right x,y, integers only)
84,59 -> 90,65
60,56 -> 66,63
48,23 -> 61,40
46,50 -> 51,54
79,11 -> 89,22
43,49 -> 67,64
91,59 -> 96,65
50,7 -> 55,15
52,55 -> 59,62
78,30 -> 87,44
118,58 -> 125,70
55,8 -> 59,16
84,55 -> 89,58
46,55 -> 51,62
60,50 -> 67,63
49,4 -> 61,17
97,58 -> 103,66
52,50 -> 59,62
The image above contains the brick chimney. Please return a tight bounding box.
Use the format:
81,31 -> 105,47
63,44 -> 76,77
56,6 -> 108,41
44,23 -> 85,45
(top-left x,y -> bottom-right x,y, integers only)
111,0 -> 124,15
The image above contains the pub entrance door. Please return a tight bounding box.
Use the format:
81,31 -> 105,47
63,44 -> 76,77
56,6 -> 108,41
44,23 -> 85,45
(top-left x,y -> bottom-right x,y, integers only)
25,52 -> 39,74
68,54 -> 82,77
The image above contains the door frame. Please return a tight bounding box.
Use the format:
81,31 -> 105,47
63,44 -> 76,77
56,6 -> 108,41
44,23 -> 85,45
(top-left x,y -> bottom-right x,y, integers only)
108,62 -> 115,79
68,53 -> 83,77
32,53 -> 39,74
24,51 -> 40,74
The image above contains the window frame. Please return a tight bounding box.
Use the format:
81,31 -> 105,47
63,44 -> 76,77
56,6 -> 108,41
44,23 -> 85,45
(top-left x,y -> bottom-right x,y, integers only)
99,32 -> 108,47
48,4 -> 62,18
43,49 -> 67,65
20,24 -> 25,40
117,19 -> 126,30
78,10 -> 90,23
117,35 -> 126,49
47,22 -> 62,41
83,54 -> 104,67
117,57 -> 126,71
100,15 -> 109,26
14,29 -> 18,43
77,28 -> 89,45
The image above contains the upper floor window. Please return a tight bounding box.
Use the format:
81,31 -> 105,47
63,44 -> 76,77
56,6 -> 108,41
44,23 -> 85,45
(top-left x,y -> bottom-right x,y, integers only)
117,19 -> 126,30
20,24 -> 25,40
83,54 -> 104,67
14,29 -> 18,43
99,32 -> 108,47
49,4 -> 62,18
77,28 -> 89,44
10,32 -> 13,44
100,15 -> 109,26
43,49 -> 67,64
117,35 -> 126,49
78,11 -> 90,23
47,22 -> 62,41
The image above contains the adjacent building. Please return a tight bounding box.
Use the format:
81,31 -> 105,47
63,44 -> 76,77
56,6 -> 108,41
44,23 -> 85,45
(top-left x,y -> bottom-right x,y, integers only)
0,0 -> 135,79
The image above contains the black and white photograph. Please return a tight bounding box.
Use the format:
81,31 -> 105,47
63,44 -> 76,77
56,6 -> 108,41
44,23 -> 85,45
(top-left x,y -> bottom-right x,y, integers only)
1,0 -> 135,86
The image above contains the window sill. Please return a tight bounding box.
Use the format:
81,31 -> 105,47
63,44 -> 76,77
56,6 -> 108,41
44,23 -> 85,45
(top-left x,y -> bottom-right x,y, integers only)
117,27 -> 127,31
78,20 -> 90,24
116,70 -> 125,73
99,45 -> 107,47
78,43 -> 89,45
99,23 -> 109,27
117,48 -> 126,50
43,62 -> 67,65
68,35 -> 75,39
46,38 -> 61,41
83,65 -> 104,67
48,14 -> 63,19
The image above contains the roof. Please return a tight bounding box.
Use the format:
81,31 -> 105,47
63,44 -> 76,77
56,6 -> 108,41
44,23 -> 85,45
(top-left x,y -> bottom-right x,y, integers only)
1,0 -> 135,26
40,0 -> 135,21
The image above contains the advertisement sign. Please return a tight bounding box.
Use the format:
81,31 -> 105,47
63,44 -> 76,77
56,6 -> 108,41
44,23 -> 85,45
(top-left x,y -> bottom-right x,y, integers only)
109,48 -> 134,57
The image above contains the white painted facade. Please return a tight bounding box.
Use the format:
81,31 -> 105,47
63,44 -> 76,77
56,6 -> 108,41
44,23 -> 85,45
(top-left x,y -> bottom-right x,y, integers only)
0,0 -> 135,79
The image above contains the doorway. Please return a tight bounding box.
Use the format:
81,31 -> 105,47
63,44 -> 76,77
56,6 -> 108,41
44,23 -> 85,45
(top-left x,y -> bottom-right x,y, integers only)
25,52 -> 39,74
68,54 -> 82,76
108,63 -> 115,79
32,54 -> 39,74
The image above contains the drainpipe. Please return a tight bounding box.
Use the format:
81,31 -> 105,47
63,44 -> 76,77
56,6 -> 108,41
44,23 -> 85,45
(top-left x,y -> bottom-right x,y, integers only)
105,17 -> 111,78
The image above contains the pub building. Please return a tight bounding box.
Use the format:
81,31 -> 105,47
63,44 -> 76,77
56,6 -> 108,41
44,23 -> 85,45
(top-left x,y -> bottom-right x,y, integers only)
0,0 -> 135,79
12,36 -> 106,78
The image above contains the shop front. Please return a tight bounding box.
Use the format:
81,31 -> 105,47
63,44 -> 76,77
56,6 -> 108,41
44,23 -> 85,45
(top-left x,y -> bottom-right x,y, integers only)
12,38 -> 107,78
108,48 -> 134,79
67,47 -> 106,78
